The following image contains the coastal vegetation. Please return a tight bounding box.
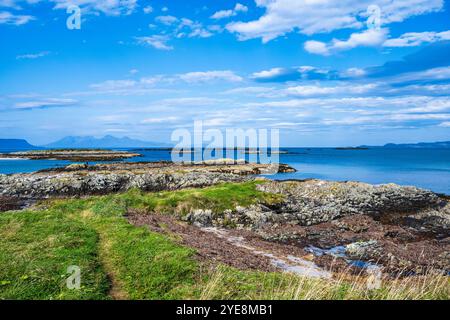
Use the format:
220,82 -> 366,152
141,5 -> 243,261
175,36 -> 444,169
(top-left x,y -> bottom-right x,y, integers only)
0,182 -> 448,300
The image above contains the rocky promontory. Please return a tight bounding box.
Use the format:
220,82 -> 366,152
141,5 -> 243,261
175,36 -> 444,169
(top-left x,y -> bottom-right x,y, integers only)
0,149 -> 141,161
183,179 -> 449,276
0,160 -> 448,277
0,160 -> 295,200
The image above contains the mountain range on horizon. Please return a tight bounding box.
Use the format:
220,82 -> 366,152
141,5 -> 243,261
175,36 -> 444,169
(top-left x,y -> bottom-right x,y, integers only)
1,137 -> 450,151
0,139 -> 40,151
359,141 -> 450,149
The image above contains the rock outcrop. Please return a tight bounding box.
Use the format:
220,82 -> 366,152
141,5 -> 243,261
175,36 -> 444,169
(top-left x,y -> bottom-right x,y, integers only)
0,161 -> 295,200
0,149 -> 141,161
190,179 -> 446,229
256,180 -> 445,226
180,179 -> 449,275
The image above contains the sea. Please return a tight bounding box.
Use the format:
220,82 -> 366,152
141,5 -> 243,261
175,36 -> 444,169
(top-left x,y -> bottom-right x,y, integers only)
1,147 -> 449,195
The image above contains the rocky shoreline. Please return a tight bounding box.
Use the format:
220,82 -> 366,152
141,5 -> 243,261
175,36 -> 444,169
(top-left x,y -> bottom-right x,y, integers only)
0,149 -> 141,161
0,160 -> 295,199
0,160 -> 448,277
183,179 -> 449,276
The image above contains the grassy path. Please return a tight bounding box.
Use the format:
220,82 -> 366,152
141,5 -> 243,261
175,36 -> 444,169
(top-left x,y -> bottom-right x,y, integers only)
0,182 -> 448,300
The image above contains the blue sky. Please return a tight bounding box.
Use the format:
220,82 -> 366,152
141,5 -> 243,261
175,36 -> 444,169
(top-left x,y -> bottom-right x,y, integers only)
0,0 -> 449,146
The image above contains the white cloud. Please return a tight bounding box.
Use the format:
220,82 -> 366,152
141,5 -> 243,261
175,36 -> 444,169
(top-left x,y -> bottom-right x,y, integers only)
141,116 -> 178,124
211,9 -> 234,19
227,0 -> 443,42
96,114 -> 129,122
16,51 -> 50,59
143,5 -> 153,14
304,28 -> 388,55
2,1 -> 138,17
304,41 -> 330,56
142,15 -> 219,49
90,71 -> 244,93
135,35 -> 173,50
155,15 -> 178,25
0,1 -> 21,9
388,66 -> 450,84
251,68 -> 285,80
178,71 -> 243,83
211,3 -> 248,20
224,86 -> 275,95
14,98 -> 77,109
283,84 -> 376,96
333,28 -> 388,50
0,10 -> 34,25
383,30 -> 450,47
341,68 -> 366,78
90,80 -> 137,90
250,65 -> 340,83
51,0 -> 138,16
188,28 -> 213,38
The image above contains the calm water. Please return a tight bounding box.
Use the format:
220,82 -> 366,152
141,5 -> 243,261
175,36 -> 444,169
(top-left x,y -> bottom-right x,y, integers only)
1,148 -> 449,194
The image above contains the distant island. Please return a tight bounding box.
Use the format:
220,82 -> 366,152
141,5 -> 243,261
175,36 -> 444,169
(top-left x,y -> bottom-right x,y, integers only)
0,149 -> 141,161
0,139 -> 39,151
44,135 -> 172,149
2,137 -> 450,152
360,141 -> 450,149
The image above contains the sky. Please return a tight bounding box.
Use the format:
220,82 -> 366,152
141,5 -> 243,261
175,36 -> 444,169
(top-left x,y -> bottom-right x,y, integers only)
0,0 -> 449,147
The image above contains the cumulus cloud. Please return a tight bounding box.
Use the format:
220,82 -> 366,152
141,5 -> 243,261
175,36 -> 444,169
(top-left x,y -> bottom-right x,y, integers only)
227,0 -> 443,42
211,3 -> 248,19
384,30 -> 450,47
143,5 -> 153,14
304,28 -> 388,55
251,66 -> 339,82
155,15 -> 178,25
304,41 -> 330,56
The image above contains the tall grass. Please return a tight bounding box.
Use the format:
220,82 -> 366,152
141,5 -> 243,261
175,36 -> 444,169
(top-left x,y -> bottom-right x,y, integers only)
199,265 -> 449,300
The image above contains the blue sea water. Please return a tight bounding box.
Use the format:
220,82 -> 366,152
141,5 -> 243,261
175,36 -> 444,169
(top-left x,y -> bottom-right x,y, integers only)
1,148 -> 449,194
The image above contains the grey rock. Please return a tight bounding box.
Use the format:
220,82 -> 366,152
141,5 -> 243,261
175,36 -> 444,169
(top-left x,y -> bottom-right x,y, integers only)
345,240 -> 380,259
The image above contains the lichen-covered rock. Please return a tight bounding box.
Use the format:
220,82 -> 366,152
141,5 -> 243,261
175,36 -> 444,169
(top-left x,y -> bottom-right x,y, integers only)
0,160 -> 296,200
0,172 -> 249,199
255,180 -> 445,226
185,209 -> 213,227
345,240 -> 381,259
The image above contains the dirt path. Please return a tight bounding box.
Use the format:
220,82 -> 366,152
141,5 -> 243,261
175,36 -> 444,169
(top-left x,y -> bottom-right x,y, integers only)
97,232 -> 129,300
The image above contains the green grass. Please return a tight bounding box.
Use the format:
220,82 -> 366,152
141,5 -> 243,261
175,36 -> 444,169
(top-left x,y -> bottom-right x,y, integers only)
0,182 -> 448,300
0,210 -> 108,299
85,181 -> 283,217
